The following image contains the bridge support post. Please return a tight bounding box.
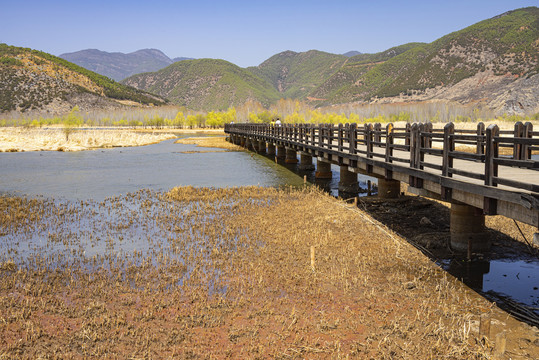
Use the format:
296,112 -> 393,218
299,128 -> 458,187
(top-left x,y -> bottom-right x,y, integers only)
285,149 -> 298,164
244,137 -> 252,150
450,203 -> 490,253
315,160 -> 332,179
377,179 -> 400,199
257,140 -> 266,154
298,154 -> 315,170
338,166 -> 359,193
267,143 -> 276,155
240,136 -> 246,147
276,145 -> 286,161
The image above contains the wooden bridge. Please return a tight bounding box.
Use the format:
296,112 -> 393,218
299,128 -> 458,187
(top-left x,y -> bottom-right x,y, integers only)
225,121 -> 539,252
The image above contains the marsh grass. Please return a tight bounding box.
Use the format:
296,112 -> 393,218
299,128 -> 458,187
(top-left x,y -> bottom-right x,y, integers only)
0,127 -> 176,152
0,187 -> 537,358
175,136 -> 244,151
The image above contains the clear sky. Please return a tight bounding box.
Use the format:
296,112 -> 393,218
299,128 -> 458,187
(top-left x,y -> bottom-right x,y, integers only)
2,0 -> 537,68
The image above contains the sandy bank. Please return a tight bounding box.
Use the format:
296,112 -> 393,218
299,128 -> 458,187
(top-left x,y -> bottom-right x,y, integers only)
0,127 -> 177,152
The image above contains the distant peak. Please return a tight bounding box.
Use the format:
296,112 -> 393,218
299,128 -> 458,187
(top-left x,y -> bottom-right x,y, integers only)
343,50 -> 362,57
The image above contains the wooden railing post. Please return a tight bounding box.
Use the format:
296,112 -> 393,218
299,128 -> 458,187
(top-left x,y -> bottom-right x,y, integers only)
410,123 -> 418,169
385,123 -> 394,180
338,123 -> 344,152
385,123 -> 394,163
523,122 -> 533,160
513,121 -> 524,160
442,122 -> 455,177
485,124 -> 499,187
477,122 -> 485,155
365,123 -> 373,158
349,123 -> 357,155
374,123 -> 381,143
311,124 -> 316,147
405,123 -> 411,146
418,123 -> 425,170
423,122 -> 433,148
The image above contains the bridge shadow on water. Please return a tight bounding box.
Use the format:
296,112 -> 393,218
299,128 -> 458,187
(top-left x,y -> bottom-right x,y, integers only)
265,152 -> 539,328
355,195 -> 539,327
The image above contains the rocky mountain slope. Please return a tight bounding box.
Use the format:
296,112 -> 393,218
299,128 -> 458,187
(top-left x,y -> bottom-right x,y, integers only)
121,59 -> 280,111
310,7 -> 539,114
59,49 -> 193,81
0,44 -> 166,114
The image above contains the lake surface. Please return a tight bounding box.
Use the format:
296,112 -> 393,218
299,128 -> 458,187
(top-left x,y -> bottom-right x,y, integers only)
0,136 -> 311,200
0,134 -> 375,200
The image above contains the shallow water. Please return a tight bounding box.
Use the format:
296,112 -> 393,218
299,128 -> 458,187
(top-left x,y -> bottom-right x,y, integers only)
443,258 -> 539,322
0,136 -> 306,200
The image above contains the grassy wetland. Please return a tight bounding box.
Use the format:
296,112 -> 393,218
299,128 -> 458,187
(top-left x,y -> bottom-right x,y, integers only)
1,186 -> 538,358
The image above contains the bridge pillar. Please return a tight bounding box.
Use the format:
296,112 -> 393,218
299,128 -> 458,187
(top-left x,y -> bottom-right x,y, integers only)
377,178 -> 400,199
338,166 -> 359,193
315,160 -> 332,179
276,145 -> 286,161
299,154 -> 315,170
285,149 -> 298,164
244,137 -> 252,150
450,203 -> 490,253
267,143 -> 276,155
257,140 -> 266,154
240,136 -> 246,147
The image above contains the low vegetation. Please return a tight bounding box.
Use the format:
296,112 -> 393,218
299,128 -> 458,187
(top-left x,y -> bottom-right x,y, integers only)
1,187 -> 536,358
2,99 -> 538,130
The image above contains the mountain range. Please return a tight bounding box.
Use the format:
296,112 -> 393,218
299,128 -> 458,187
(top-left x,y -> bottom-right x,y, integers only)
122,7 -> 539,114
1,7 -> 538,115
59,49 -> 192,81
0,44 -> 166,114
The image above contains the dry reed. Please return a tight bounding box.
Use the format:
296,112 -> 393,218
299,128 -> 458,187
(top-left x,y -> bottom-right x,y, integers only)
0,187 -> 537,358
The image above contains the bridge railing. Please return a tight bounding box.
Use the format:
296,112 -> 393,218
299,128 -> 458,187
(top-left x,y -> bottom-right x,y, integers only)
225,121 -> 539,194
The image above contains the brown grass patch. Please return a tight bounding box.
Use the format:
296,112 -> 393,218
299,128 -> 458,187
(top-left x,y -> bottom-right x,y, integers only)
0,187 -> 537,358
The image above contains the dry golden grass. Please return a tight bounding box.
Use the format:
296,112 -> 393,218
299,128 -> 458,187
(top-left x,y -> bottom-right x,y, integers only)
0,127 -> 176,152
0,187 -> 537,358
175,136 -> 245,151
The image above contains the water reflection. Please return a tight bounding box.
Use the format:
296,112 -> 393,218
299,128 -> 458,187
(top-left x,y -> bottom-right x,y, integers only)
444,258 -> 539,319
270,154 -> 377,198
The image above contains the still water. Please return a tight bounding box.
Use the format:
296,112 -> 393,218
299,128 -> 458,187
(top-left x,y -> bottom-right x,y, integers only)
0,136 -> 309,200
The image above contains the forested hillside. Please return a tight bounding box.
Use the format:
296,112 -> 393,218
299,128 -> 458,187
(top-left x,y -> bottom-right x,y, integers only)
122,59 -> 280,111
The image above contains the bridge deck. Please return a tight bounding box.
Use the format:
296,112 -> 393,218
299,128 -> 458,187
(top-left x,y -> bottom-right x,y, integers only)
225,122 -> 539,228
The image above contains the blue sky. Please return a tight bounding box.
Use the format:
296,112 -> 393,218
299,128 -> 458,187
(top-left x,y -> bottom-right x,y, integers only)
2,0 -> 537,67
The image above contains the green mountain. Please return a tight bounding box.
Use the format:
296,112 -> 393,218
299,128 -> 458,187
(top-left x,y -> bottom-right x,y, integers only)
311,7 -> 539,109
309,43 -> 425,105
110,7 -> 539,114
59,49 -> 193,81
121,59 -> 281,111
247,50 -> 348,99
0,44 -> 166,113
